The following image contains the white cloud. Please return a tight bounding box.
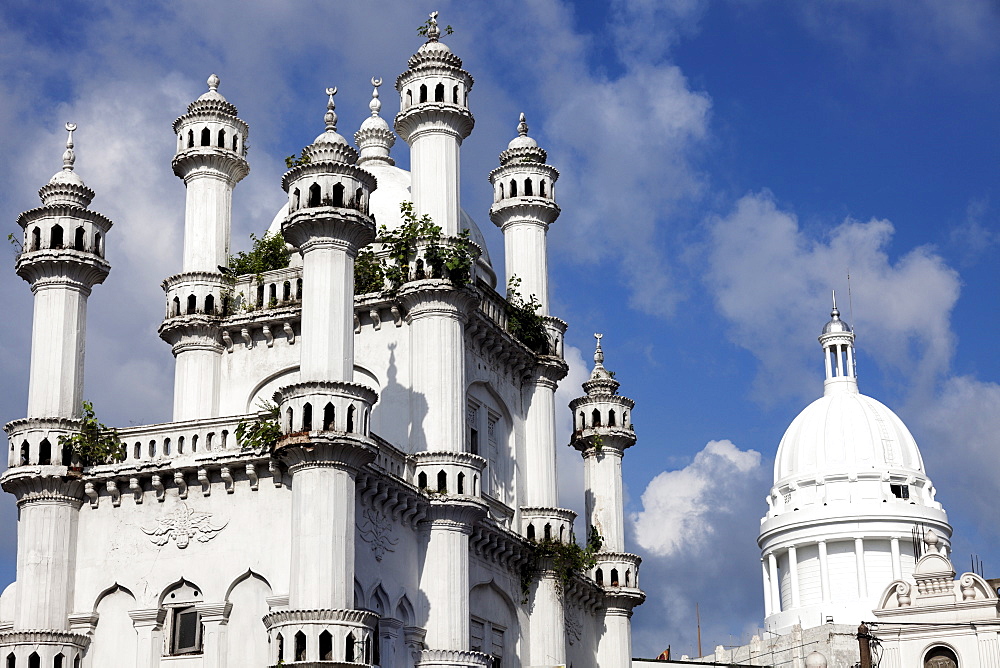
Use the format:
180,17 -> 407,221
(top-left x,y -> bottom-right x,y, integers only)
705,191 -> 961,404
632,439 -> 762,557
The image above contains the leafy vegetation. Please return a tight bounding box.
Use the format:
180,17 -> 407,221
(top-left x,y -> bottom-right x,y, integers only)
58,401 -> 125,467
520,527 -> 604,602
379,202 -> 475,292
229,232 -> 290,278
355,248 -> 385,294
417,16 -> 453,36
236,402 -> 283,453
505,276 -> 549,353
283,152 -> 312,168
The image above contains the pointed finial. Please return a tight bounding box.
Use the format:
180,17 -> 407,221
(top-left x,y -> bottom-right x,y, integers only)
324,87 -> 338,131
830,290 -> 841,319
517,112 -> 529,137
207,73 -> 220,92
594,333 -> 604,366
369,77 -> 383,117
427,11 -> 441,41
62,122 -> 77,172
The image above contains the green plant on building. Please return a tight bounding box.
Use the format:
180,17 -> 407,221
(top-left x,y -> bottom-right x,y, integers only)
58,401 -> 125,467
505,276 -> 549,354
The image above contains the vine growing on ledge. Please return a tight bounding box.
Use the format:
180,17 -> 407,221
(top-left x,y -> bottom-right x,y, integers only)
355,247 -> 385,294
378,202 -> 475,292
58,401 -> 125,467
236,402 -> 282,454
505,276 -> 549,354
519,527 -> 604,602
228,231 -> 290,278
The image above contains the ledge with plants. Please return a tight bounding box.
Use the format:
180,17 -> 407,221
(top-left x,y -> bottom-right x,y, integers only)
57,401 -> 126,470
519,527 -> 604,602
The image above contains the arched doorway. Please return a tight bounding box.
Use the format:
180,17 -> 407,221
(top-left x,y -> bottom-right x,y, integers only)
924,646 -> 958,668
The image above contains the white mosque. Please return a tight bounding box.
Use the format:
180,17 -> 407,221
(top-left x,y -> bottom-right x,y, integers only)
0,14 -> 644,668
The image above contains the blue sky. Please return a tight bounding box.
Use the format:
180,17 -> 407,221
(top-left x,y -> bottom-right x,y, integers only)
1,0 -> 998,658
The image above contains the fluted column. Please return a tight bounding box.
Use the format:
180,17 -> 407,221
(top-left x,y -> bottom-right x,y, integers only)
197,602 -> 232,668
788,545 -> 800,608
130,609 -> 166,668
529,570 -> 566,666
819,540 -> 831,603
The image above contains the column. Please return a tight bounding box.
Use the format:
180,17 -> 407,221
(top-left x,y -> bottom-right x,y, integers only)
854,538 -> 868,598
130,608 -> 166,668
27,281 -> 89,418
597,607 -> 633,668
890,538 -> 901,580
197,602 -> 232,668
529,571 -> 566,666
523,366 -> 560,507
584,448 -> 626,551
762,559 -> 772,617
299,243 -> 355,381
420,515 -> 473,651
788,546 -> 800,609
410,131 -> 462,235
846,344 -> 855,378
818,541 -> 831,602
379,618 -> 403,668
768,553 -> 781,613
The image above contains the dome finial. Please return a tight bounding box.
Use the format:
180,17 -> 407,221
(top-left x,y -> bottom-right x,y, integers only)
517,112 -> 529,137
426,11 -> 441,41
62,122 -> 77,172
369,77 -> 383,117
594,333 -> 605,367
207,73 -> 220,92
324,87 -> 338,132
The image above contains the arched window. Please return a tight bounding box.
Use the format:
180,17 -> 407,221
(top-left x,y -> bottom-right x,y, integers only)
323,403 -> 335,431
276,634 -> 284,663
611,568 -> 619,586
509,179 -> 517,197
434,83 -> 444,102
302,403 -> 312,431
457,472 -> 465,494
579,411 -> 585,429
20,441 -> 29,466
204,294 -> 215,314
31,227 -> 40,250
308,183 -> 321,207
499,183 -> 505,199
232,134 -> 239,151
149,440 -> 156,458
332,182 -> 345,207
608,409 -> 616,427
540,180 -> 547,197
294,632 -> 306,662
437,470 -> 447,493
191,434 -> 198,452
177,436 -> 185,454
187,130 -> 194,148
345,634 -> 355,663
74,227 -> 85,251
187,294 -> 197,314
256,282 -> 264,308
418,471 -> 427,489
473,474 -> 478,496
923,646 -> 958,668
623,410 -> 628,425
319,631 -> 333,661
419,84 -> 428,103
524,178 -> 533,196
94,232 -> 102,257
596,568 -> 604,585
269,283 -> 276,306
355,187 -> 364,211
286,407 -> 294,433
134,443 -> 141,460
200,128 -> 211,146
217,129 -> 226,148
406,89 -> 412,107
592,409 -> 601,426
172,296 -> 181,317
51,224 -> 63,248
452,85 -> 459,103
54,655 -> 64,668
39,439 -> 51,465
5,654 -> 12,668
73,657 -> 80,668
292,188 -> 300,210
527,524 -> 535,540
163,438 -> 171,455
347,405 -> 355,433
625,569 -> 631,587
27,654 -> 38,668
544,523 -> 551,541
283,281 -> 291,301
296,278 -> 303,300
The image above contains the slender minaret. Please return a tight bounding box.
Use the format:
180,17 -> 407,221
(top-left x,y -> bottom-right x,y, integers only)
395,15 -> 489,668
160,74 -> 249,421
1,124 -> 111,664
570,335 -> 645,668
264,88 -> 381,665
394,11 -> 474,235
490,114 -> 574,665
355,77 -> 396,168
821,291 -> 858,396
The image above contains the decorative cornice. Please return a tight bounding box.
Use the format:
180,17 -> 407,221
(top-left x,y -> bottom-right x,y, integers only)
489,200 -> 561,229
394,104 -> 475,143
0,469 -> 85,507
274,433 -> 377,474
15,250 -> 110,289
158,317 -> 222,348
421,496 -> 489,530
171,149 -> 249,183
281,208 -> 375,252
398,281 -> 480,321
280,159 -> 376,193
0,629 -> 91,650
17,203 -> 113,230
414,451 -> 487,469
263,608 -> 379,628
416,648 -> 491,667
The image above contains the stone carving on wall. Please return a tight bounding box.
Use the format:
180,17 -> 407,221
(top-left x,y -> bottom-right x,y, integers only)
358,506 -> 398,561
140,502 -> 228,548
565,604 -> 582,646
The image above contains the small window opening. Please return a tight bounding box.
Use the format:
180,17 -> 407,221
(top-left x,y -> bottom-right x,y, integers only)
172,296 -> 181,317
276,634 -> 284,662
187,294 -> 197,315
149,440 -> 156,458
540,180 -> 547,197
625,570 -> 632,587
437,470 -> 447,493
890,484 -> 910,500
296,278 -> 302,299
286,407 -> 294,432
611,568 -> 620,586
544,523 -> 552,541
217,128 -> 226,148
256,282 -> 264,308
608,409 -> 616,427
28,654 -> 38,668
345,634 -> 356,663
323,403 -> 335,431
418,471 -> 428,489
509,179 -> 517,197
54,654 -> 64,668
332,182 -> 345,207
283,281 -> 291,301
20,441 -> 29,466
73,658 -> 79,668
204,295 -> 215,314
596,568 -> 604,585
457,472 -> 465,494
294,631 -> 306,662
499,183 -> 505,199
292,188 -> 300,210
134,443 -> 141,459
592,409 -> 601,426
527,524 -> 535,540
221,430 -> 228,448
171,607 -> 202,654
74,227 -> 85,251
470,428 -> 479,455
269,283 -> 276,305
308,183 -> 321,207
347,405 -> 355,433
524,178 -> 533,196
31,227 -> 40,250
319,631 -> 333,661
178,436 -> 185,454
452,85 -> 459,103
191,434 -> 198,452
302,403 -> 313,431
406,89 -> 412,107
232,134 -> 238,151
419,84 -> 428,103
51,224 -> 64,248
355,187 -> 364,210
187,130 -> 194,148
39,439 -> 51,465
206,432 -> 214,451
200,128 -> 211,146
164,438 -> 171,456
579,411 -> 585,429
434,82 -> 444,102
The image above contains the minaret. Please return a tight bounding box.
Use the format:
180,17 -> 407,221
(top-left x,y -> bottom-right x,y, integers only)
1,124 -> 110,664
570,335 -> 645,668
394,11 -> 474,235
759,298 -> 951,634
160,74 -> 249,421
490,114 -> 574,665
264,87 -> 381,665
355,77 -> 396,168
489,112 -> 560,312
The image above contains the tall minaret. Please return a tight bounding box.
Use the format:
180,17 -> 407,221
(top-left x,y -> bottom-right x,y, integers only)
355,77 -> 396,169
490,114 -> 574,665
264,88 -> 381,664
570,335 -> 645,668
1,124 -> 111,664
394,11 -> 474,235
160,74 -> 249,421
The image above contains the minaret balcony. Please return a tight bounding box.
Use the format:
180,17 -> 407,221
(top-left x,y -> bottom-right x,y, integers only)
521,506 -> 577,544
394,103 -> 475,142
14,248 -> 110,290
592,551 -> 643,593
5,417 -> 81,469
170,147 -> 249,183
413,451 -> 486,499
263,609 -> 379,666
0,630 -> 91,667
282,207 -> 375,253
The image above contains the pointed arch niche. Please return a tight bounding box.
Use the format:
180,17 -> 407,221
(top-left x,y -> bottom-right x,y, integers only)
466,382 -> 514,503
